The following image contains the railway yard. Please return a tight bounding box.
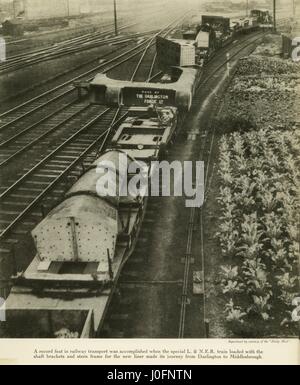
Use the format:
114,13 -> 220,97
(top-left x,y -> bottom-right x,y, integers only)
0,1 -> 299,339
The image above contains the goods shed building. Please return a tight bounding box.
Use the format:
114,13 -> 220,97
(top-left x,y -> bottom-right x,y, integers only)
12,0 -> 110,20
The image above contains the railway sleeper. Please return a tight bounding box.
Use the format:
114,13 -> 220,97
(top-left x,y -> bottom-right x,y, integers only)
61,146 -> 87,152
47,159 -> 74,166
21,180 -> 51,186
0,147 -> 23,153
121,271 -> 140,279
12,228 -> 30,236
119,283 -> 140,291
117,297 -> 134,306
0,247 -> 11,256
103,330 -> 125,339
21,175 -> 57,181
181,257 -> 195,264
28,211 -> 44,219
55,155 -> 78,160
126,257 -> 144,265
27,171 -> 62,178
42,164 -> 70,171
109,313 -> 131,322
58,150 -> 83,156
1,232 -> 18,244
178,296 -> 191,306
143,218 -> 155,224
1,200 -> 32,208
0,209 -> 22,216
9,192 -> 37,199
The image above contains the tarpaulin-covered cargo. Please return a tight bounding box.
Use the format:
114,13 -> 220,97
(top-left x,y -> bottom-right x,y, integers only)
201,15 -> 230,32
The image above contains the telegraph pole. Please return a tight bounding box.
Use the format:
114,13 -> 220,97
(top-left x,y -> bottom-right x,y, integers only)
113,0 -> 118,36
67,0 -> 70,18
246,0 -> 249,17
273,0 -> 276,32
292,0 -> 296,20
12,0 -> 16,18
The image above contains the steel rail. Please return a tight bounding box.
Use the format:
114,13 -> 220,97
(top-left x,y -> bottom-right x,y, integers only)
0,107 -> 112,240
0,103 -> 91,168
177,31 -> 266,339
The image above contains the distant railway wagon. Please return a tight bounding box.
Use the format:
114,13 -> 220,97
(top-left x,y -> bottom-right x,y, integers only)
250,9 -> 272,25
201,15 -> 230,32
182,30 -> 197,40
230,17 -> 259,33
156,36 -> 197,69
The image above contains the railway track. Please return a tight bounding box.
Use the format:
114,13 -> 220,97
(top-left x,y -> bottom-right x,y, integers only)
4,19 -> 126,52
0,36 -> 143,112
177,30 -> 268,339
0,23 -> 140,74
3,5 -> 176,58
0,31 -> 155,112
0,12 -> 189,170
180,30 -> 268,339
0,21 -> 184,177
0,11 -> 191,293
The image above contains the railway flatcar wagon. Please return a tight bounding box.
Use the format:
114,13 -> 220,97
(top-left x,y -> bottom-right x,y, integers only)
111,106 -> 178,160
87,65 -> 200,111
184,16 -> 235,57
250,9 -> 272,25
1,106 -> 178,338
231,17 -> 259,34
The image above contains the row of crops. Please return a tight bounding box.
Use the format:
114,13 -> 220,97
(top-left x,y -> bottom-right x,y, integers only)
215,52 -> 299,337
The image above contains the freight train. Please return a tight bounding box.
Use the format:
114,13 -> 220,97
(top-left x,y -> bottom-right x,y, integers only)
250,9 -> 273,26
0,11 -> 269,338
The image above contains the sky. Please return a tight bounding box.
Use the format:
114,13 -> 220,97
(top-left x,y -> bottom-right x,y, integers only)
0,0 -> 298,10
